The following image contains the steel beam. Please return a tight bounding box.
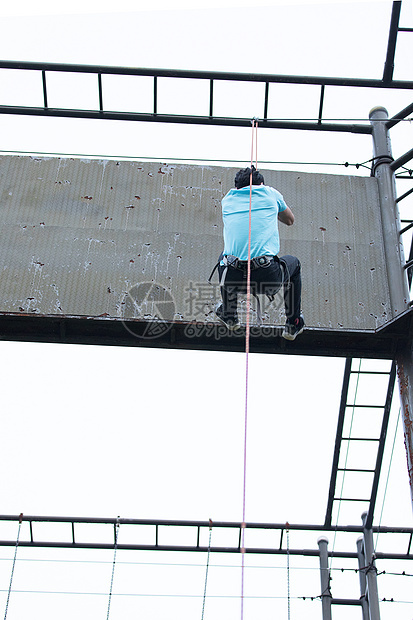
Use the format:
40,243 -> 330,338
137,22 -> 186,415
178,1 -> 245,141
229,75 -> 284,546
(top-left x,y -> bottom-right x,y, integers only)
2,514 -> 413,532
383,1 -> 402,83
0,105 -> 372,133
357,537 -> 370,620
0,310 -> 412,359
396,349 -> 413,510
0,539 -> 411,561
0,514 -> 412,559
365,362 -> 397,528
0,58 -> 412,133
390,147 -> 413,172
386,102 -> 413,129
362,512 -> 381,620
370,106 -> 409,317
0,60 -> 412,88
317,537 -> 332,620
324,358 -> 352,526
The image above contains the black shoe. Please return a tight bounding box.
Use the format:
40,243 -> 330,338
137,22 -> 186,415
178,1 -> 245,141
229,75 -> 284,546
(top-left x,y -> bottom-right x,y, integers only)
282,314 -> 305,341
215,304 -> 240,330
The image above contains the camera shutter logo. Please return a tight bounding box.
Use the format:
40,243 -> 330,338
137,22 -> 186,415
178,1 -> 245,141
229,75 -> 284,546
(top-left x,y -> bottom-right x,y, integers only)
121,282 -> 175,339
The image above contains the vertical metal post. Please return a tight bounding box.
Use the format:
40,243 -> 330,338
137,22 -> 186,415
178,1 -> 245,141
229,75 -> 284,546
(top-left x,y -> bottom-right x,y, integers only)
356,537 -> 370,620
42,70 -> 48,109
361,512 -> 381,620
209,79 -> 214,117
370,107 -> 413,513
369,106 -> 409,317
382,1 -> 402,84
317,537 -> 332,620
98,73 -> 103,112
395,351 -> 413,510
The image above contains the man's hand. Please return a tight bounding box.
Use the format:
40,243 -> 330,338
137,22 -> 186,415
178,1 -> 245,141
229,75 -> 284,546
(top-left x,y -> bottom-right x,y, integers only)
278,206 -> 295,226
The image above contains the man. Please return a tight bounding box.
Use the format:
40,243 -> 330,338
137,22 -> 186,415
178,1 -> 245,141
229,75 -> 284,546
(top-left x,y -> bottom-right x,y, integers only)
215,166 -> 304,341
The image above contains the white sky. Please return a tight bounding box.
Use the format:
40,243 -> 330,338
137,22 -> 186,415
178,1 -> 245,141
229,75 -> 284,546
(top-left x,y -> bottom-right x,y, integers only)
0,1 -> 412,619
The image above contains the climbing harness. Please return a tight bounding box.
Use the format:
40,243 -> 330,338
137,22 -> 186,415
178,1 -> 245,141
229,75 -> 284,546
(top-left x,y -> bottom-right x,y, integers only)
106,517 -> 120,620
4,513 -> 23,620
201,519 -> 213,620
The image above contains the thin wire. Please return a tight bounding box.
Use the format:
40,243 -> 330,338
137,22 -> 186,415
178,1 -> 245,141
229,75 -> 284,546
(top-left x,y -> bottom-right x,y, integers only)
9,586 -> 412,604
201,521 -> 213,620
0,555 -> 410,576
374,407 -> 402,550
0,588 -> 316,600
286,525 -> 291,620
331,567 -> 413,577
106,518 -> 120,620
4,514 -> 23,620
0,148 -> 374,170
0,556 -> 341,573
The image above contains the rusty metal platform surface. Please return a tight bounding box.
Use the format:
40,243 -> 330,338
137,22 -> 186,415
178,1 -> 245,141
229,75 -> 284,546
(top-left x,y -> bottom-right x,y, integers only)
0,155 -> 395,350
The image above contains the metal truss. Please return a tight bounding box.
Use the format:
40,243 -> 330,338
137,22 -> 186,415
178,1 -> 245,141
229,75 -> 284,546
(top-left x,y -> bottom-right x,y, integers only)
325,359 -> 397,529
0,2 -> 411,584
0,514 -> 412,561
0,3 -> 411,135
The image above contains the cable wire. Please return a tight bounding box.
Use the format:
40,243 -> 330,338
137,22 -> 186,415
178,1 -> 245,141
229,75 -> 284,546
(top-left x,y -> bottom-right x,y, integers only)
106,518 -> 120,620
3,514 -> 23,620
286,525 -> 291,620
374,407 -> 402,550
201,520 -> 213,620
0,148 -> 375,170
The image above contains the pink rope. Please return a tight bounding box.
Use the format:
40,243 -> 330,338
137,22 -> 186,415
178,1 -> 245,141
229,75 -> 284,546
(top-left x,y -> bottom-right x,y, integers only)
241,118 -> 258,620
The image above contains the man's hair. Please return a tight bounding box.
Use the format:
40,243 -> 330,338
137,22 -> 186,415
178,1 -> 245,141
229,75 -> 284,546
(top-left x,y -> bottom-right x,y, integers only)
234,166 -> 265,189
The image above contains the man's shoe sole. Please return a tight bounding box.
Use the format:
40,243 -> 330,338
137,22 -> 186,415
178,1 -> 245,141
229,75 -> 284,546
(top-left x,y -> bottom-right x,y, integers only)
216,315 -> 241,331
282,325 -> 304,341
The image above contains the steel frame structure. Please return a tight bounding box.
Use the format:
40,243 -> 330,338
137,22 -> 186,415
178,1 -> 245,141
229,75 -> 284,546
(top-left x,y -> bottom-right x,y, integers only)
0,4 -> 411,136
0,3 -> 412,617
0,514 -> 412,561
325,360 -> 397,529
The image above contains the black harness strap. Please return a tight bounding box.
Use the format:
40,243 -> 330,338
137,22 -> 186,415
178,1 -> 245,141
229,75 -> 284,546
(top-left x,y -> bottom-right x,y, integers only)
209,254 -> 287,324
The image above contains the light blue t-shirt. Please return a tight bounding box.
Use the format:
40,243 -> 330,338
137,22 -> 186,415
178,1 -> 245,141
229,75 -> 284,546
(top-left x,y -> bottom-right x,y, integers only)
222,185 -> 287,260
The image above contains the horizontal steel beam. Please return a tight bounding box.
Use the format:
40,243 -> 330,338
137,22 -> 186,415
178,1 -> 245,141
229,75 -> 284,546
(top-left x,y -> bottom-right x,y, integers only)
2,513 -> 413,533
0,105 -> 372,133
1,60 -> 412,89
2,515 -> 412,558
0,539 -> 411,561
0,310 -> 412,359
386,102 -> 413,128
390,147 -> 413,171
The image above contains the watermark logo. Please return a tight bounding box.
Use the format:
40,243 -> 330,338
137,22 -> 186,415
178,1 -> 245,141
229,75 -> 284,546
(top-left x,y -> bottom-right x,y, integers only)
120,282 -> 175,339
120,280 -> 287,340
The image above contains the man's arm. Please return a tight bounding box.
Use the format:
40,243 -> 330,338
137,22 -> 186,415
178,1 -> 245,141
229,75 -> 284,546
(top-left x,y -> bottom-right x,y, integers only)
278,206 -> 295,226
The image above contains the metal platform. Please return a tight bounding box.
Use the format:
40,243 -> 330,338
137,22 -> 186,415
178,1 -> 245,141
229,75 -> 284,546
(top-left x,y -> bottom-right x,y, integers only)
0,154 -> 406,360
0,306 -> 412,359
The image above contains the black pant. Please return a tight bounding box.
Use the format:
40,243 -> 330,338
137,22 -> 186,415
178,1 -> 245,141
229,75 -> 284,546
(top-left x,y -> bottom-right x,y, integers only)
218,255 -> 302,322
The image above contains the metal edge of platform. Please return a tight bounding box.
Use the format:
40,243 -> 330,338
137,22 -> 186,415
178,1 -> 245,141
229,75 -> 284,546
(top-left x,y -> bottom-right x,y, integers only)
0,308 -> 411,359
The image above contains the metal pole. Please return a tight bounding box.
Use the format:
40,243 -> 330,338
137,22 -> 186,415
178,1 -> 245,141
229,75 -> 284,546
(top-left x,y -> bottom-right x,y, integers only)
382,1 -> 401,83
356,537 -> 370,620
370,108 -> 413,512
369,106 -> 409,317
317,537 -> 332,620
361,512 -> 381,620
395,351 -> 413,510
